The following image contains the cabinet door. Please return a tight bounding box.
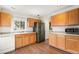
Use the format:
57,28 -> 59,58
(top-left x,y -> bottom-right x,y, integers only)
22,34 -> 29,46
66,36 -> 79,53
51,12 -> 68,26
68,8 -> 79,25
29,34 -> 36,44
0,12 -> 12,27
56,35 -> 65,50
15,35 -> 22,49
49,34 -> 57,47
27,18 -> 39,27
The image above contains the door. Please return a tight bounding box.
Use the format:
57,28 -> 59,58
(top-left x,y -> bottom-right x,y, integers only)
29,33 -> 36,44
49,34 -> 57,47
68,8 -> 79,25
51,12 -> 68,26
0,12 -> 12,27
66,35 -> 79,53
15,35 -> 22,49
22,34 -> 29,46
56,35 -> 65,50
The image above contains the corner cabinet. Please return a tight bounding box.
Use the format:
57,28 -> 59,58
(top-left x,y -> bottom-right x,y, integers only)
0,12 -> 12,27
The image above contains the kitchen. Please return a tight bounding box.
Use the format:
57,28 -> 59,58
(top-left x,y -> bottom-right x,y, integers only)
0,5 -> 79,54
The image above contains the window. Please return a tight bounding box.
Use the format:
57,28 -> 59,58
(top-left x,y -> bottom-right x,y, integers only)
14,20 -> 25,30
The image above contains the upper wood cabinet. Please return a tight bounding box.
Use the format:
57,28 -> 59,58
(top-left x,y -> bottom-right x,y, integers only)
0,12 -> 12,27
68,8 -> 79,25
27,18 -> 40,27
51,8 -> 79,26
51,12 -> 68,26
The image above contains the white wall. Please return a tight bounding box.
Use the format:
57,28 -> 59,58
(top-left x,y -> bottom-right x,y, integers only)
41,16 -> 50,39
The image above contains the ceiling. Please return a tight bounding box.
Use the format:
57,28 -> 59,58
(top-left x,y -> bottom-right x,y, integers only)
0,5 -> 77,17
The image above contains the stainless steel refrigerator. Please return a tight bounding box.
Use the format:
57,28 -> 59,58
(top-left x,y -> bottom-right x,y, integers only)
33,22 -> 45,43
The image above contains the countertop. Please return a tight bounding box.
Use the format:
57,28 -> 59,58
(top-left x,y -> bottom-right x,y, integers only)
49,31 -> 79,36
0,31 -> 35,37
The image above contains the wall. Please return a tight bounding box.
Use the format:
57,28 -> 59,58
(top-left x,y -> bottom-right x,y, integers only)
41,16 -> 50,39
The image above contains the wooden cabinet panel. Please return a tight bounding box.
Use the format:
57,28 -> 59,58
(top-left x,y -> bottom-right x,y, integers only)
66,35 -> 79,53
22,35 -> 29,47
68,8 -> 79,25
56,35 -> 65,50
49,34 -> 57,47
15,35 -> 22,49
15,33 -> 36,49
0,12 -> 12,27
51,12 -> 68,26
29,34 -> 36,44
51,8 -> 79,26
27,18 -> 39,27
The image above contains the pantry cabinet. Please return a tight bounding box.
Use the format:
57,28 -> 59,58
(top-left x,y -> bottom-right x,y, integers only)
66,35 -> 79,53
15,33 -> 36,49
0,12 -> 12,27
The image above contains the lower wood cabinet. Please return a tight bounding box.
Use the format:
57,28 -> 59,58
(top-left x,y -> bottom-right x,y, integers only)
15,33 -> 36,49
56,35 -> 65,50
22,34 -> 29,47
49,33 -> 79,53
49,34 -> 57,47
15,35 -> 23,49
66,35 -> 79,53
49,34 -> 65,50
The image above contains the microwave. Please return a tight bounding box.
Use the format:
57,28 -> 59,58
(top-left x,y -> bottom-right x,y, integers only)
65,28 -> 79,34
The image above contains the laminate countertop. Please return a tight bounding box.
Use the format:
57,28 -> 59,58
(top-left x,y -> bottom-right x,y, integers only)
0,31 -> 36,37
49,31 -> 79,36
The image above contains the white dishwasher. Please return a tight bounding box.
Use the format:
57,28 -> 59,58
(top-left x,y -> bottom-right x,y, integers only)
0,34 -> 15,54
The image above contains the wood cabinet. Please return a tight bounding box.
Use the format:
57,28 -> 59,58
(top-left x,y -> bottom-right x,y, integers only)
56,35 -> 65,50
51,12 -> 68,26
49,34 -> 57,47
66,35 -> 79,53
50,8 -> 79,26
15,33 -> 36,49
22,34 -> 29,47
15,34 -> 23,49
49,33 -> 79,53
68,8 -> 79,25
0,12 -> 12,27
29,33 -> 36,44
27,18 -> 40,27
49,34 -> 65,50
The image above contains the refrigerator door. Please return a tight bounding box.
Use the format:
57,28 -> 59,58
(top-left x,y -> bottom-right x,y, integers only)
33,22 -> 45,43
40,23 -> 45,42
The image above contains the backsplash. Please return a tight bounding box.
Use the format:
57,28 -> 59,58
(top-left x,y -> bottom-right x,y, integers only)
51,25 -> 79,32
0,27 -> 12,32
